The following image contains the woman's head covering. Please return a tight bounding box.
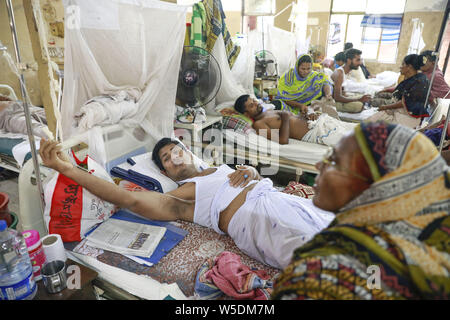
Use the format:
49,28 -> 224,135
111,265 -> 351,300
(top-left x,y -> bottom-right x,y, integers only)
272,122 -> 450,300
275,54 -> 331,114
338,121 -> 449,225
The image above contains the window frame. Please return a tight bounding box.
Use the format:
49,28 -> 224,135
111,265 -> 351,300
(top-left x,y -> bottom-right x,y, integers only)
328,0 -> 403,63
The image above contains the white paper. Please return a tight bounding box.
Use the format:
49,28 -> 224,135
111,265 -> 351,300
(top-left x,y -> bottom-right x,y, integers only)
86,219 -> 166,258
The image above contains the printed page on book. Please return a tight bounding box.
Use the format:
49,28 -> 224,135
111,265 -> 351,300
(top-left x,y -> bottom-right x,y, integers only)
85,218 -> 166,257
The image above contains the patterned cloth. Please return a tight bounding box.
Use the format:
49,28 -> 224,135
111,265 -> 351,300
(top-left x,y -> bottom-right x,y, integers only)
283,182 -> 315,199
219,108 -> 255,135
190,2 -> 207,49
194,251 -> 273,300
276,54 -> 332,115
272,122 -> 450,300
202,0 -> 240,68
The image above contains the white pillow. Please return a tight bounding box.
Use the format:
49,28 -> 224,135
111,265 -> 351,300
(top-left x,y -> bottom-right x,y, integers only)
214,100 -> 235,112
117,141 -> 210,193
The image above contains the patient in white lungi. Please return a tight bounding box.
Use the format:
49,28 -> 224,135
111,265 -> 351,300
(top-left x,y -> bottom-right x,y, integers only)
39,137 -> 334,270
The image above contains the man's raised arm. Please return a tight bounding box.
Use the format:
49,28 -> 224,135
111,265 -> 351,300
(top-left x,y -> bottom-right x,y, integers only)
39,139 -> 193,222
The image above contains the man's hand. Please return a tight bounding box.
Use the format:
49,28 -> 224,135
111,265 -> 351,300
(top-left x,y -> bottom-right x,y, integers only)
39,138 -> 74,174
378,105 -> 387,111
300,104 -> 308,114
228,165 -> 258,187
325,94 -> 334,102
359,95 -> 371,103
307,113 -> 319,121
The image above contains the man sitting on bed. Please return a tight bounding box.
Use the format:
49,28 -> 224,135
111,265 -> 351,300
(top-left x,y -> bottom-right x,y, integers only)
234,94 -> 356,146
39,138 -> 335,270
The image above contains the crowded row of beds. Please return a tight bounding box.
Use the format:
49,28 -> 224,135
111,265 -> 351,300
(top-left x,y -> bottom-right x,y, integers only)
4,0 -> 449,300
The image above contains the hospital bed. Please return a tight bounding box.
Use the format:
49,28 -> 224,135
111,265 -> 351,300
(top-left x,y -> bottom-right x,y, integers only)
0,85 -> 34,173
17,124 -> 280,300
220,129 -> 328,178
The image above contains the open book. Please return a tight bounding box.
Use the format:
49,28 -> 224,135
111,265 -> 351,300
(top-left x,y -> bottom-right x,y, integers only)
85,218 -> 166,258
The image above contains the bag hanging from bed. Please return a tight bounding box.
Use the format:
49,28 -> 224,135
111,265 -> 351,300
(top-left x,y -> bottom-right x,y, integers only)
43,151 -> 116,242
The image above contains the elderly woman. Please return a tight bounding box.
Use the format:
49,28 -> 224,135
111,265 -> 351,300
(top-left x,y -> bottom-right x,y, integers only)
271,121 -> 450,299
274,54 -> 333,116
368,54 -> 430,128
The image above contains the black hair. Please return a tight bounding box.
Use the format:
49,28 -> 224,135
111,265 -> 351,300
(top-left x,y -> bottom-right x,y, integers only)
298,54 -> 313,66
420,50 -> 436,62
345,48 -> 362,62
344,42 -> 353,51
152,138 -> 184,171
234,94 -> 250,114
334,52 -> 346,62
403,54 -> 426,70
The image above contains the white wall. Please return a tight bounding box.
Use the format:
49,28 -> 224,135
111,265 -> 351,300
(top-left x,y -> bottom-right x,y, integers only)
306,0 -> 331,13
404,0 -> 447,12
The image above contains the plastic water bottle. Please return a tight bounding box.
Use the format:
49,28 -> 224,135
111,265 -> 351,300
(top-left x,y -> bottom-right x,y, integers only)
0,220 -> 37,300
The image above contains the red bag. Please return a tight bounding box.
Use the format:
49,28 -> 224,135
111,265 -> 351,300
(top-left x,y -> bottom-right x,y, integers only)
43,152 -> 116,242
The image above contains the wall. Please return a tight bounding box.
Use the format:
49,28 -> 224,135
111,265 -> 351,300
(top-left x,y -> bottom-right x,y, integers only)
365,0 -> 446,74
0,0 -> 41,105
305,0 -> 331,56
300,0 -> 447,74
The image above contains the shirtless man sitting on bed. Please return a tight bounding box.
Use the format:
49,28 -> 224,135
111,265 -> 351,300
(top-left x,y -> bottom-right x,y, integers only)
40,137 -> 334,270
234,94 -> 355,146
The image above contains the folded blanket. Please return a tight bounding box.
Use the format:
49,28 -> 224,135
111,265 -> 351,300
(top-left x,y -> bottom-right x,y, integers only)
194,251 -> 273,300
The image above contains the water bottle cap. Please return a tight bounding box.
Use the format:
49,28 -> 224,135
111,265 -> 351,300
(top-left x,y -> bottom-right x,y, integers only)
0,219 -> 6,231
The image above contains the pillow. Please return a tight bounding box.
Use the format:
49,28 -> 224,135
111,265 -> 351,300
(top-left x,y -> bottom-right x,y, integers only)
282,181 -> 315,199
116,140 -> 210,193
214,100 -> 235,113
222,115 -> 255,135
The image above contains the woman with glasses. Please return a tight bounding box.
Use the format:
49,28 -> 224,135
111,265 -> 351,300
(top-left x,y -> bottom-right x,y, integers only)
272,121 -> 450,299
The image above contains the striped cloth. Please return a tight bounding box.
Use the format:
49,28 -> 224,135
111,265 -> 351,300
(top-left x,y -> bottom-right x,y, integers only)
202,0 -> 240,68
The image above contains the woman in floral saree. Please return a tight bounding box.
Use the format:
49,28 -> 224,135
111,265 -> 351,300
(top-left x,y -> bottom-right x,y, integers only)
272,121 -> 450,299
274,54 -> 333,115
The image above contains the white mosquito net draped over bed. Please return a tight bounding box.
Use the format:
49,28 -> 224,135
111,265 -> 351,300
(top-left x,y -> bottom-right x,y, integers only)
61,0 -> 187,141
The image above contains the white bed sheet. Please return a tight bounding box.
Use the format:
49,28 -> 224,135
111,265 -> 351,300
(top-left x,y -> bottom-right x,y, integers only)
337,106 -> 378,122
223,129 -> 328,167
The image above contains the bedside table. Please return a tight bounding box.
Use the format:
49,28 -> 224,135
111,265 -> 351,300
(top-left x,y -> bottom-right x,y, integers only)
34,259 -> 98,300
174,115 -> 223,165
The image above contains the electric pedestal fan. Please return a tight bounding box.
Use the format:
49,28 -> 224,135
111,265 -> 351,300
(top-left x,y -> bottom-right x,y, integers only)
175,46 -> 222,123
254,50 -> 278,80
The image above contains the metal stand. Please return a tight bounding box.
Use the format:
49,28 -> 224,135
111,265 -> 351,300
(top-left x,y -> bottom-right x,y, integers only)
5,0 -> 45,218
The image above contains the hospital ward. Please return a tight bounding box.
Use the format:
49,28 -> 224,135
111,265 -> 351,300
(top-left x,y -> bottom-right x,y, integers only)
1,0 -> 450,303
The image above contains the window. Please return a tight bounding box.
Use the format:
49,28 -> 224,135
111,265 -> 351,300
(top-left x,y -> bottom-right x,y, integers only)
327,0 -> 406,63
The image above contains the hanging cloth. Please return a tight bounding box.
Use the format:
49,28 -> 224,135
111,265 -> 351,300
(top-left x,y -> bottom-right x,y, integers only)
202,0 -> 240,69
190,2 -> 207,49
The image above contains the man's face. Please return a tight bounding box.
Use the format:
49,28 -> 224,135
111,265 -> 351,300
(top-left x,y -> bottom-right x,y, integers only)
348,55 -> 362,70
298,62 -> 312,78
244,97 -> 263,118
158,143 -> 195,181
420,58 -> 434,73
312,133 -> 370,212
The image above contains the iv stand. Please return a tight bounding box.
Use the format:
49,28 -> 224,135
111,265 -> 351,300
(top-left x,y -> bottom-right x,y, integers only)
5,0 -> 46,218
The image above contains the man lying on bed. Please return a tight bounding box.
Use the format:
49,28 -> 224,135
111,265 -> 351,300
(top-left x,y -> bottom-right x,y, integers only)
234,94 -> 356,146
39,137 -> 335,270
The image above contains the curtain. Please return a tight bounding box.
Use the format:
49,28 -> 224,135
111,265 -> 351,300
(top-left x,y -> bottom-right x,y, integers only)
61,0 -> 187,141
